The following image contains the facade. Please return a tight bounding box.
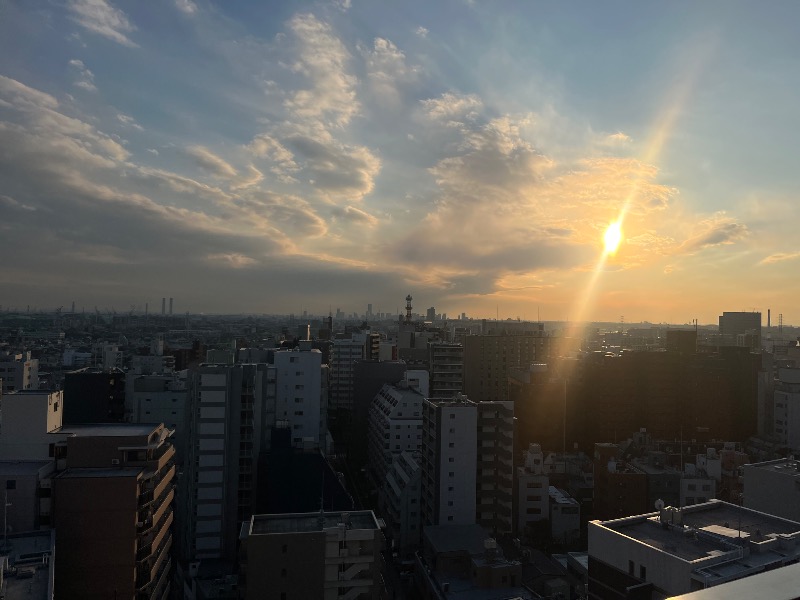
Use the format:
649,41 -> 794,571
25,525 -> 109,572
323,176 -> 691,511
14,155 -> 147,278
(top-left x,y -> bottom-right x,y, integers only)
126,371 -> 188,462
463,331 -> 550,402
718,311 -> 761,349
0,390 -> 63,460
592,443 -> 648,520
421,396 -> 477,526
549,486 -> 580,545
589,500 -> 800,599
239,510 -> 384,600
52,423 -> 176,600
383,450 -> 422,558
516,444 -> 550,537
184,363 -> 265,566
272,346 -> 328,450
428,342 -> 463,400
773,367 -> 800,451
330,333 -> 379,413
367,381 -> 425,480
63,367 -> 126,424
742,458 -> 800,522
475,401 -> 514,535
0,460 -> 55,531
0,350 -> 39,394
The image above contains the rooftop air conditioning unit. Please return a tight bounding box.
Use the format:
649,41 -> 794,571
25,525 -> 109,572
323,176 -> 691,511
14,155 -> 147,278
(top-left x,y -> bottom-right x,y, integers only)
111,459 -> 121,465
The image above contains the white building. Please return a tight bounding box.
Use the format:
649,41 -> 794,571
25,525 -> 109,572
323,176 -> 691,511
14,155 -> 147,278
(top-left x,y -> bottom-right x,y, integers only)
271,345 -> 327,450
0,351 -> 39,394
367,380 -> 425,480
421,396 -> 477,526
62,348 -> 92,368
0,390 -> 62,459
743,458 -> 800,522
773,367 -> 800,451
383,450 -> 422,558
589,500 -> 800,597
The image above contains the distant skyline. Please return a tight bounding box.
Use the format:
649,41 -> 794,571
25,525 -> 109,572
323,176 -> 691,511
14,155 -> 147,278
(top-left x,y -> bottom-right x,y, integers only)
2,1 -> 799,325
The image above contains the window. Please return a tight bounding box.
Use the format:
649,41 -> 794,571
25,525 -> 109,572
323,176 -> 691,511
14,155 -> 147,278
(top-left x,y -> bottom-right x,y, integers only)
282,544 -> 288,553
449,472 -> 454,477
281,568 -> 287,577
687,484 -> 696,491
447,516 -> 454,522
640,565 -> 646,579
628,560 -> 634,576
449,414 -> 455,419
448,457 -> 454,463
447,501 -> 453,506
526,508 -> 541,514
449,442 -> 454,448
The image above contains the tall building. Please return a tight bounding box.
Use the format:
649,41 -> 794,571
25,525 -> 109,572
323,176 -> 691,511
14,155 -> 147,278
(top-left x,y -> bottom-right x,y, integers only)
463,330 -> 550,401
238,510 -> 384,600
0,390 -> 62,460
421,396 -> 477,526
272,345 -> 328,450
427,342 -> 463,400
52,423 -> 176,600
773,367 -> 800,451
0,350 -> 39,394
516,444 -> 550,537
589,501 -> 800,599
367,380 -> 425,481
330,333 -> 379,413
719,311 -> 761,349
126,371 -> 188,462
383,451 -> 422,558
183,363 -> 266,566
63,367 -> 126,424
475,400 -> 514,535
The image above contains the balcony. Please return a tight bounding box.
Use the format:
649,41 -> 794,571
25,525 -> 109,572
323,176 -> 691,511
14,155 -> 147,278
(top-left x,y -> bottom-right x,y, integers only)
137,534 -> 172,590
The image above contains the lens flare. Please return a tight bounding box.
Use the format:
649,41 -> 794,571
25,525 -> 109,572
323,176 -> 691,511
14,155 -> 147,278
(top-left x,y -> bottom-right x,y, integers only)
603,222 -> 622,255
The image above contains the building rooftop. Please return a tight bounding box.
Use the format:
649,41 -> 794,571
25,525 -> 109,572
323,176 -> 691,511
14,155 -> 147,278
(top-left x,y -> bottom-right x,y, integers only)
52,423 -> 161,437
667,562 -> 800,600
424,524 -> 491,556
0,530 -> 55,600
248,510 -> 380,535
744,458 -> 800,479
0,461 -> 52,476
56,467 -> 142,479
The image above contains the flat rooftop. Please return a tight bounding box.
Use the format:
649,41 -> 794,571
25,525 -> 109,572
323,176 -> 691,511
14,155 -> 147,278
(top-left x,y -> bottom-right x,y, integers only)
0,461 -> 51,476
57,467 -> 142,479
744,458 -> 800,478
53,423 -> 160,437
667,562 -> 800,600
599,501 -> 800,563
1,530 -> 54,600
249,510 -> 380,535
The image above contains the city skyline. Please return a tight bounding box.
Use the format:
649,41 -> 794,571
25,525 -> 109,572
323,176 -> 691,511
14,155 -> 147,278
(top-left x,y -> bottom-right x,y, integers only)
2,1 -> 800,324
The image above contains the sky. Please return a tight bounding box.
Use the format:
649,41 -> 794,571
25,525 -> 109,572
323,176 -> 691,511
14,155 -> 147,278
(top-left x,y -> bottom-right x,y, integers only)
1,0 -> 799,324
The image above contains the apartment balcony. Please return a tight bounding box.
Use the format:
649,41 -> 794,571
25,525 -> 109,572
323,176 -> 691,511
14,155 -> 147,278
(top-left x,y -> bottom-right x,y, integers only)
137,533 -> 172,590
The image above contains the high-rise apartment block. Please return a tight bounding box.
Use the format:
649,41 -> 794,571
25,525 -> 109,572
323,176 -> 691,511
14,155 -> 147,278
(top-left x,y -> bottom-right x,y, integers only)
427,342 -> 463,400
239,510 -> 384,600
272,346 -> 328,450
421,397 -> 477,526
330,333 -> 379,412
463,328 -> 550,401
383,450 -> 422,558
52,423 -> 176,599
476,400 -> 514,535
367,380 -> 424,481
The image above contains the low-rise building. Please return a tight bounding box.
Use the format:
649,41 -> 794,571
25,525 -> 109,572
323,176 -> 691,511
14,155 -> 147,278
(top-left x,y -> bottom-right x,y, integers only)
238,510 -> 384,600
589,500 -> 800,599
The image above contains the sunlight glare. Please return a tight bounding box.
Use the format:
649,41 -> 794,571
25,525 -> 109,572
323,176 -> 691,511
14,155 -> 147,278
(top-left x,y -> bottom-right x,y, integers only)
603,221 -> 622,255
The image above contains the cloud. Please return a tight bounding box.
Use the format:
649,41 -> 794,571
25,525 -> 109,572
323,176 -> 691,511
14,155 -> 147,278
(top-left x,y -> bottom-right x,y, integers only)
759,252 -> 800,266
67,0 -> 137,47
185,145 -> 238,178
231,165 -> 264,190
332,205 -> 378,226
174,0 -> 197,15
0,194 -> 36,212
603,132 -> 632,145
333,0 -> 352,11
146,148 -> 159,156
206,253 -> 257,268
68,59 -> 97,92
283,14 -> 358,127
415,26 -> 429,38
421,92 -> 483,125
363,37 -> 419,104
676,213 -> 749,254
116,113 -> 143,131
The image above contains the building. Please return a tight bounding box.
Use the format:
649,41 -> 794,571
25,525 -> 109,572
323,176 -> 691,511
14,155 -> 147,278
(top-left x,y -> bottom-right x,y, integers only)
126,371 -> 188,463
383,450 -> 422,558
742,458 -> 800,522
719,311 -> 761,349
463,330 -> 550,401
272,345 -> 328,450
330,333 -> 379,414
592,443 -> 648,520
772,367 -> 800,451
588,500 -> 800,599
516,444 -> 550,537
421,396 -> 477,526
549,486 -> 581,545
414,524 -> 533,599
0,460 -> 54,531
0,350 -> 39,394
238,510 -> 384,600
0,529 -> 55,600
0,390 -> 62,460
63,367 -> 126,424
428,342 -> 463,400
475,401 -> 514,535
51,423 -> 176,600
367,380 -> 425,482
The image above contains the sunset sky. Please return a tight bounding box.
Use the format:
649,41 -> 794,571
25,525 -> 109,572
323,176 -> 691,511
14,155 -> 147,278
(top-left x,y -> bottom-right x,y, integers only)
1,1 -> 799,324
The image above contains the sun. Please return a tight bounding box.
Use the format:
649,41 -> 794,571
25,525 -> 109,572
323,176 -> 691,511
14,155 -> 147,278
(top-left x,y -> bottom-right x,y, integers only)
603,221 -> 623,255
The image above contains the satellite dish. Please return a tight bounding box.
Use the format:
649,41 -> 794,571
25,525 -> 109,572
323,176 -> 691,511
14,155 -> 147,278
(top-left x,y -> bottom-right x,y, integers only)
655,499 -> 665,510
